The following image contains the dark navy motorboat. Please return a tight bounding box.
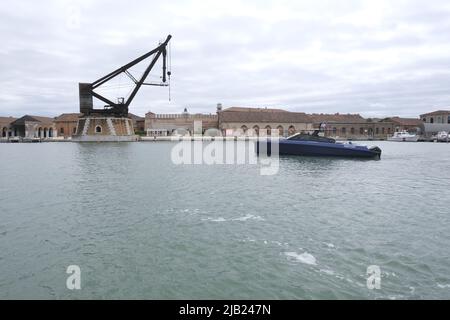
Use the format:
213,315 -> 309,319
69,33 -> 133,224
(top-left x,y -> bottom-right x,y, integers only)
257,132 -> 382,159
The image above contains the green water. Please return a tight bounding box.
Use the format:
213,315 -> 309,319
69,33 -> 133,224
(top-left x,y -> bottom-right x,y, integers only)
0,141 -> 449,299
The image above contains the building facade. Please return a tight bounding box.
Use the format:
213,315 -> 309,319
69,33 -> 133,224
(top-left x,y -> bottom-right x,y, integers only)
145,108 -> 218,136
388,117 -> 423,133
420,110 -> 450,124
310,114 -> 395,140
0,117 -> 17,139
420,110 -> 450,138
54,113 -> 81,138
128,113 -> 145,134
8,115 -> 57,140
218,107 -> 313,137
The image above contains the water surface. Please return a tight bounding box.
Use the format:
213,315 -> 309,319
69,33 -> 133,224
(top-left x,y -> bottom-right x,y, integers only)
0,141 -> 449,299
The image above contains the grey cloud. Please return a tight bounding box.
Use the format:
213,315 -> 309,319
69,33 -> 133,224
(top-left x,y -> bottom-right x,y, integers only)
1,0 -> 450,118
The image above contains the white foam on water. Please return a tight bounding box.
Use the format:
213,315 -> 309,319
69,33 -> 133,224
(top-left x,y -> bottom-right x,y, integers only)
285,252 -> 317,266
203,215 -> 265,223
437,283 -> 450,289
320,269 -> 335,276
232,215 -> 265,221
324,243 -> 335,248
202,217 -> 227,222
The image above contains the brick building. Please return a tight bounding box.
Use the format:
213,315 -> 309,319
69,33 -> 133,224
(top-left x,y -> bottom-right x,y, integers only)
54,113 -> 81,138
310,114 -> 395,140
0,117 -> 17,139
388,117 -> 423,133
218,107 -> 313,136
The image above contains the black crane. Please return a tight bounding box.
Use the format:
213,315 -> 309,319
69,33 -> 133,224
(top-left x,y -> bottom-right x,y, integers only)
79,35 -> 172,117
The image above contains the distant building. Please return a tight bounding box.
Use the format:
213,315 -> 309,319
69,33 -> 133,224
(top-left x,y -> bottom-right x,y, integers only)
218,107 -> 313,136
145,108 -> 218,136
128,113 -> 145,134
2,107 -> 448,141
54,113 -> 81,138
420,110 -> 450,124
0,117 -> 17,138
217,108 -> 395,139
310,114 -> 394,140
388,117 -> 423,133
420,110 -> 450,138
9,115 -> 56,139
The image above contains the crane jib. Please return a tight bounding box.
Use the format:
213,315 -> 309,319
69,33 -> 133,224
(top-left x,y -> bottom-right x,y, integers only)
79,35 -> 172,118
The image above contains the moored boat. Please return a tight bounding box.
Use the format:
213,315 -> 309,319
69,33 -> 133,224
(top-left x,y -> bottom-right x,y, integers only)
257,132 -> 382,159
387,131 -> 419,142
437,131 -> 449,142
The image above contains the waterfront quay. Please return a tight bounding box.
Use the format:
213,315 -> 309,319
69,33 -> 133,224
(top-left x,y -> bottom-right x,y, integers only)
1,106 -> 450,143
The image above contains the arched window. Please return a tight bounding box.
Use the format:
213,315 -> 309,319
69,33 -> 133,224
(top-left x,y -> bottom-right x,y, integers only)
49,128 -> 53,138
241,125 -> 248,134
430,117 -> 434,123
350,128 -> 355,135
277,125 -> 284,137
2,127 -> 7,138
73,127 -> 77,134
253,125 -> 259,136
60,127 -> 64,134
44,128 -> 48,138
288,126 -> 296,135
265,125 -> 271,136
96,125 -> 102,133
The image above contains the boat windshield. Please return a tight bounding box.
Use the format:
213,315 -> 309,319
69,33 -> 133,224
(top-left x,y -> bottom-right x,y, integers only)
287,132 -> 336,143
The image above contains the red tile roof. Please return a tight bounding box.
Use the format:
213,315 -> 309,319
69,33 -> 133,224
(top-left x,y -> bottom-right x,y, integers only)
309,113 -> 365,124
11,115 -> 54,126
389,117 -> 423,126
224,107 -> 289,113
0,116 -> 17,125
420,110 -> 450,117
54,113 -> 82,122
219,107 -> 310,123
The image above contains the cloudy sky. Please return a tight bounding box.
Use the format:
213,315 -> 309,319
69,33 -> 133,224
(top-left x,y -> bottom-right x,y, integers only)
2,0 -> 450,118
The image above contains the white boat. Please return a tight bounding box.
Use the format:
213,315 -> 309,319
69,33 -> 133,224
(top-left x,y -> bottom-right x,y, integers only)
387,131 -> 419,142
437,131 -> 449,142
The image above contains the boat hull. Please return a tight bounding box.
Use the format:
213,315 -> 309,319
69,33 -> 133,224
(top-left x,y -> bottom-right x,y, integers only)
387,137 -> 419,142
258,140 -> 381,159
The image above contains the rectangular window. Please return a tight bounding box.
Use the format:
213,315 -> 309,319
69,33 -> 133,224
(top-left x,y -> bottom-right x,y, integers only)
448,115 -> 450,124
